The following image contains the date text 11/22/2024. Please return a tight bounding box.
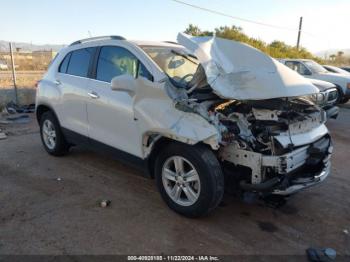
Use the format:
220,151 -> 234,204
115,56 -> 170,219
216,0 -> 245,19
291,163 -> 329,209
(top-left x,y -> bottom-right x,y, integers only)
127,255 -> 220,261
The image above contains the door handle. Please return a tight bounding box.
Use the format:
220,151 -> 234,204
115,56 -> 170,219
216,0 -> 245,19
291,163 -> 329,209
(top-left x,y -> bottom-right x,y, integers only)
88,91 -> 99,99
54,79 -> 61,85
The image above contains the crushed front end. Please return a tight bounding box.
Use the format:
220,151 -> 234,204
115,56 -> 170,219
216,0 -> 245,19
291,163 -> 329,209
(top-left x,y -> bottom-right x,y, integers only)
171,33 -> 332,197
215,98 -> 332,196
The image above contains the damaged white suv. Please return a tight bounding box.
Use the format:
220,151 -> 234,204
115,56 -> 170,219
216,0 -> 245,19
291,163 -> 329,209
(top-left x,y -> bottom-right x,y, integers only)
36,34 -> 332,217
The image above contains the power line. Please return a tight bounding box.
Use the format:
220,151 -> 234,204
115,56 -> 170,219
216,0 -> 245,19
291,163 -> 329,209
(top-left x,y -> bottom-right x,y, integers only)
170,0 -> 298,32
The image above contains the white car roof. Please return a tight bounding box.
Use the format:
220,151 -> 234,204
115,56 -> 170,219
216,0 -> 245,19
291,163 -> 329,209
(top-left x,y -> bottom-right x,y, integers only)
129,40 -> 182,48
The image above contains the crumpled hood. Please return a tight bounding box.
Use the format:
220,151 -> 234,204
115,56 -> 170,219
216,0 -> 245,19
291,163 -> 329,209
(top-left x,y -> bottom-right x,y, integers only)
177,33 -> 319,100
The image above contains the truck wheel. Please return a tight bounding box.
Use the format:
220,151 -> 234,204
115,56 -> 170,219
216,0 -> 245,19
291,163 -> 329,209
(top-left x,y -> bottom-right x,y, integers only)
40,111 -> 69,156
341,97 -> 349,104
155,143 -> 224,217
335,87 -> 348,104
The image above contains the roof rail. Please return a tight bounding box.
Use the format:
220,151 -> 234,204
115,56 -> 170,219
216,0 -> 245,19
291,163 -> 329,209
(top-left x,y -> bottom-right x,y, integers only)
69,35 -> 126,46
163,41 -> 180,45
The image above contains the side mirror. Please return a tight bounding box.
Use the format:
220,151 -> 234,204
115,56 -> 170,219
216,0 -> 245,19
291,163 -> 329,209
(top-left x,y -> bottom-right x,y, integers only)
111,74 -> 136,94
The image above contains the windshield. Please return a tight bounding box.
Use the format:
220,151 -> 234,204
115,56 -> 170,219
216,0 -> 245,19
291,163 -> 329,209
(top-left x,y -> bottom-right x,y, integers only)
141,46 -> 199,86
304,60 -> 328,74
325,65 -> 350,75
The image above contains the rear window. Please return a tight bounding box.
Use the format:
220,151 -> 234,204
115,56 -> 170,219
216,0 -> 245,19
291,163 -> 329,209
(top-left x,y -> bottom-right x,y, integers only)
58,53 -> 71,73
62,48 -> 94,77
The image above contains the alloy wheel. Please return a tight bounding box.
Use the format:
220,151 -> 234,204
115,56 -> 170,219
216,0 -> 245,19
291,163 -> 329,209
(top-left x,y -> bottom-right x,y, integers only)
162,156 -> 201,206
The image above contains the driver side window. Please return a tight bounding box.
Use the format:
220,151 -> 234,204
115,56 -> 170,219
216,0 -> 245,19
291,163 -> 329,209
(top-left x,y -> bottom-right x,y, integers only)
96,46 -> 153,83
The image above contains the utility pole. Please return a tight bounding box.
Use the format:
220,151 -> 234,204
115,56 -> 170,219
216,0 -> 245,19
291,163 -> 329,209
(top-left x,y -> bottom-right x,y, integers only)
9,42 -> 18,104
296,17 -> 303,50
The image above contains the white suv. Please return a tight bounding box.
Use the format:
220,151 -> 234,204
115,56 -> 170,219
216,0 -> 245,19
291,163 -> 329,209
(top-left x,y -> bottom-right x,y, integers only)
36,34 -> 332,217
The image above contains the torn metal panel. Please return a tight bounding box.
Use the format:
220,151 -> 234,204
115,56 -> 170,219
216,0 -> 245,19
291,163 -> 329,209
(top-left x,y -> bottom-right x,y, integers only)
220,141 -> 324,185
132,77 -> 220,157
177,33 -> 319,100
274,124 -> 329,148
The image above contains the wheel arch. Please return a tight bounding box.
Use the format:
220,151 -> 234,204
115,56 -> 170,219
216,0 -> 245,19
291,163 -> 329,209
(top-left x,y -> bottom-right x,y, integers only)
333,84 -> 344,97
36,104 -> 60,125
144,134 -> 217,178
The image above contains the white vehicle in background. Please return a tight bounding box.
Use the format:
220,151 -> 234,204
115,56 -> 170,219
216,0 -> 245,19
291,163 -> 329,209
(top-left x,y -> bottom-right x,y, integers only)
279,59 -> 350,103
36,34 -> 332,217
0,61 -> 8,70
323,65 -> 350,75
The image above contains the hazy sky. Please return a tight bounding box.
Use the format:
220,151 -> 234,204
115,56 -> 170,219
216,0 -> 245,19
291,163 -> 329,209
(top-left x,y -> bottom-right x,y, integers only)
1,0 -> 349,52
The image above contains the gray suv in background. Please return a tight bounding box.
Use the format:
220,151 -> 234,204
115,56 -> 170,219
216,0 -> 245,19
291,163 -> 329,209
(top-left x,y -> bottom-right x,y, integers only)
279,59 -> 350,104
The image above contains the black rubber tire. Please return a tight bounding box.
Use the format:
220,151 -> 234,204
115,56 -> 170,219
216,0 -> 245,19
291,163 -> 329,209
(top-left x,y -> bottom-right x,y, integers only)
155,143 -> 224,218
340,97 -> 349,104
335,87 -> 348,104
39,111 -> 69,156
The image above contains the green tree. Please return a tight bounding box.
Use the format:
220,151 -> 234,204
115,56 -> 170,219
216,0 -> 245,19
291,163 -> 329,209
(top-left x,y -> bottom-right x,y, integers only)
184,24 -> 213,37
183,24 -> 323,62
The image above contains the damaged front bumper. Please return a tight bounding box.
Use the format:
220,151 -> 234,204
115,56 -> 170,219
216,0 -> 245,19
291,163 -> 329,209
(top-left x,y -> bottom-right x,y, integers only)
221,135 -> 332,196
271,157 -> 331,195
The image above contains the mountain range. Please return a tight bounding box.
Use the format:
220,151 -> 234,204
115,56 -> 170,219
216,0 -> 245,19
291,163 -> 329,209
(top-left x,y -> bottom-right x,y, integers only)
1,40 -> 349,60
0,40 -> 65,52
314,49 -> 350,58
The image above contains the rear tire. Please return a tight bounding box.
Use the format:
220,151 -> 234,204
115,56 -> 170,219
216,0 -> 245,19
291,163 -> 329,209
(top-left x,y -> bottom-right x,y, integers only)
155,143 -> 224,217
40,111 -> 69,156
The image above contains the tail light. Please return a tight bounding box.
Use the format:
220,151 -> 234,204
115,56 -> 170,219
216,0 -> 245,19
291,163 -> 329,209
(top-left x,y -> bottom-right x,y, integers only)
35,80 -> 41,88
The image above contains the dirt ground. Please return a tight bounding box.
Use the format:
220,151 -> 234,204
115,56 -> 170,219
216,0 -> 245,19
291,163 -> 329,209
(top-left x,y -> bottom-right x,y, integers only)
0,105 -> 349,259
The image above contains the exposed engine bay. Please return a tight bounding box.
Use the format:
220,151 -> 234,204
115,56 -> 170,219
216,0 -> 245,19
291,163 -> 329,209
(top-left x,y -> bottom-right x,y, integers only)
172,84 -> 331,195
213,97 -> 326,155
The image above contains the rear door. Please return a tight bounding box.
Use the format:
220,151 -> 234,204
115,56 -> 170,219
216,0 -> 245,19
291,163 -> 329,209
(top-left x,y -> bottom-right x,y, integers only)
86,45 -> 153,157
55,47 -> 95,137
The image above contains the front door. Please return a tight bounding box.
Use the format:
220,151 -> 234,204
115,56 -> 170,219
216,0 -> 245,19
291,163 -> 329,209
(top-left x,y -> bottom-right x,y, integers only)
86,46 -> 143,157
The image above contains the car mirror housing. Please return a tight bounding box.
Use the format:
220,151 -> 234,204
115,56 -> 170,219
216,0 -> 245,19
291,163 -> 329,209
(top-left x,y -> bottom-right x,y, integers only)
111,74 -> 136,94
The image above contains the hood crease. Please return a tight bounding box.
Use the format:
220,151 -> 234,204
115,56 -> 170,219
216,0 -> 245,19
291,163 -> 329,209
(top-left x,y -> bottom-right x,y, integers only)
177,33 -> 319,100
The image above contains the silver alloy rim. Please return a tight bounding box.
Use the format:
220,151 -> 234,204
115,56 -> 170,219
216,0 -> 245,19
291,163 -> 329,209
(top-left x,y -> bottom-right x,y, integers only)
162,156 -> 201,206
42,119 -> 56,150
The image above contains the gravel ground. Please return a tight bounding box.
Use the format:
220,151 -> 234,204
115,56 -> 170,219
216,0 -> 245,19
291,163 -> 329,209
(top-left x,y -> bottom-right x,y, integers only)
0,106 -> 349,259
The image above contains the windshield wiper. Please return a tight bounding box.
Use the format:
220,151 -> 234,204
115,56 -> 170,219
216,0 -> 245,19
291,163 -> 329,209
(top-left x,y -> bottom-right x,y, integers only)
170,50 -> 198,65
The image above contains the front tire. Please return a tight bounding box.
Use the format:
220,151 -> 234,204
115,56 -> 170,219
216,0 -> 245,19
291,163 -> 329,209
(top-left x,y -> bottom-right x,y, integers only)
335,87 -> 349,104
40,111 -> 69,156
155,143 -> 224,217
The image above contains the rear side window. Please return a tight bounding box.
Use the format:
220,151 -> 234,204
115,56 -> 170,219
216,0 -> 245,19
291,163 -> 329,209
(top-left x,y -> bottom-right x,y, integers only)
66,48 -> 94,77
58,53 -> 71,73
96,46 -> 139,82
